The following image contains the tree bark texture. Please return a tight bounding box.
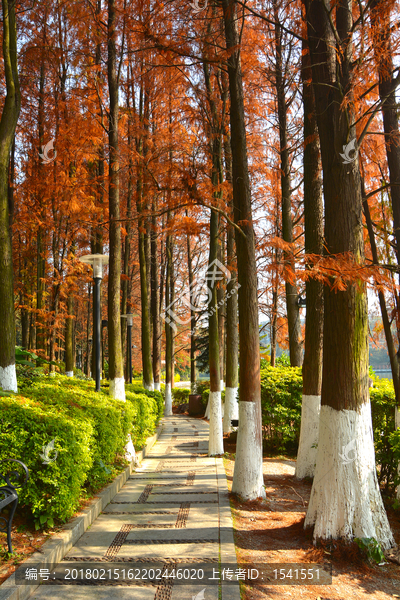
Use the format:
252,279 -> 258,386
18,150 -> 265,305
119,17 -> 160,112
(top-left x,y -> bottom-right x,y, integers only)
303,0 -> 393,547
0,0 -> 21,392
222,0 -> 264,499
274,7 -> 303,367
107,0 -> 125,399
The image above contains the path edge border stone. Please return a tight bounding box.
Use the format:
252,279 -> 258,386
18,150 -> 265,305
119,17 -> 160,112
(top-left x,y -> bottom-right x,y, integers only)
216,457 -> 241,600
0,419 -> 165,600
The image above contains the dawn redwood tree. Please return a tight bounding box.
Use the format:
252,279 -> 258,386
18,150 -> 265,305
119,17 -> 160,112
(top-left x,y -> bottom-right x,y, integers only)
295,36 -> 323,479
186,228 -> 196,390
222,0 -> 265,499
107,0 -> 125,400
202,56 -> 224,454
208,208 -> 224,455
362,189 -> 399,399
273,2 -> 302,367
222,137 -> 239,434
151,202 -> 161,391
303,0 -> 393,546
164,219 -> 174,416
0,0 -> 21,392
136,71 -> 154,391
223,219 -> 239,433
370,0 -> 400,481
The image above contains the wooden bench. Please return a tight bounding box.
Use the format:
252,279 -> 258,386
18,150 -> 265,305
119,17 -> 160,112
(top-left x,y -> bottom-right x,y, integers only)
0,459 -> 29,553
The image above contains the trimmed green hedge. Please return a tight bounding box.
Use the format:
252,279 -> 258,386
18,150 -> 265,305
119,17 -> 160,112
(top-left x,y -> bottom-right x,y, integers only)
125,384 -> 163,448
0,376 -> 164,529
0,395 -> 93,528
172,388 -> 191,406
260,366 -> 302,454
370,377 -> 398,492
259,366 -> 400,494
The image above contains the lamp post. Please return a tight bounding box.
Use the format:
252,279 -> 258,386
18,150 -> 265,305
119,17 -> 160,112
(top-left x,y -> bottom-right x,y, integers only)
121,314 -> 134,384
79,254 -> 109,392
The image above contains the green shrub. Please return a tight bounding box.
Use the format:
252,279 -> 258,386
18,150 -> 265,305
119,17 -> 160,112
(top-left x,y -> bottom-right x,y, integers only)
15,363 -> 45,390
73,368 -> 90,381
172,388 -> 190,406
125,392 -> 159,449
370,377 -> 397,491
260,366 -> 302,454
275,353 -> 291,367
25,377 -> 134,485
0,395 -> 93,528
125,383 -> 164,424
0,376 -> 164,529
193,380 -> 210,396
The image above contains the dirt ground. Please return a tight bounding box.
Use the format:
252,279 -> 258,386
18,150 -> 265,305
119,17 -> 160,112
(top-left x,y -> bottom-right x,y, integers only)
223,440 -> 400,600
0,514 -> 54,584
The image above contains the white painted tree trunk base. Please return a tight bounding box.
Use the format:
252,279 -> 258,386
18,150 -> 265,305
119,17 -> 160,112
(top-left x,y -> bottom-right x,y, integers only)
0,364 -> 17,392
109,377 -> 126,401
223,387 -> 239,434
164,383 -> 172,416
205,398 -> 210,419
143,381 -> 154,391
208,391 -> 224,456
124,434 -> 138,465
154,382 -> 161,392
305,403 -> 394,549
65,371 -> 74,378
232,402 -> 265,500
295,395 -> 321,479
220,379 -> 225,390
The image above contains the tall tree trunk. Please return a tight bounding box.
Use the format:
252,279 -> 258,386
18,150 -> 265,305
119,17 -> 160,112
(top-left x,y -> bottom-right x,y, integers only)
138,219 -> 154,390
363,184 -> 400,499
222,135 -> 239,434
296,37 -> 324,479
136,79 -> 153,391
202,58 -> 225,451
270,287 -> 278,367
121,147 -> 132,380
151,202 -> 161,391
21,303 -> 29,350
370,3 -> 400,461
363,191 -> 399,396
274,8 -> 302,367
65,294 -> 74,376
164,223 -> 174,415
0,0 -> 21,392
223,221 -> 239,433
303,0 -> 393,547
217,231 -> 225,389
29,309 -> 35,350
85,284 -> 91,377
121,193 -> 131,378
36,229 -> 46,354
208,207 -> 223,455
186,229 -> 196,390
36,60 -> 46,357
222,0 -> 265,499
107,0 -> 125,400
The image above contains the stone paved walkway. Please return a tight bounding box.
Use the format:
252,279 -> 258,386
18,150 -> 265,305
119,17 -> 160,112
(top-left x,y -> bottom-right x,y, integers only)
30,415 -> 240,600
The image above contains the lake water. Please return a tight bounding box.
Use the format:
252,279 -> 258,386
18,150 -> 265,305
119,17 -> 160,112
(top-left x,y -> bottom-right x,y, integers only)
374,369 -> 393,380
